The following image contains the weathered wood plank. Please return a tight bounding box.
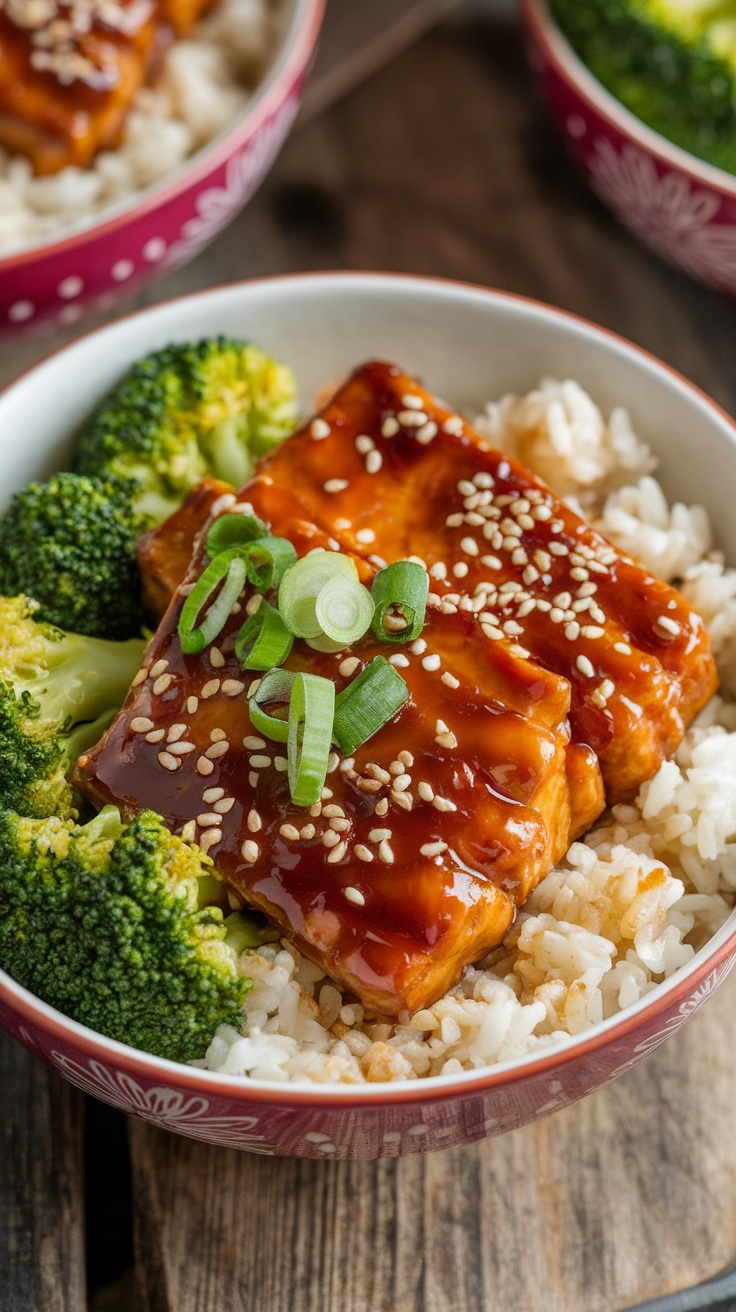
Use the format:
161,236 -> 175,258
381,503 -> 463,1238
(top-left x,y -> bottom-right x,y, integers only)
0,1033 -> 86,1312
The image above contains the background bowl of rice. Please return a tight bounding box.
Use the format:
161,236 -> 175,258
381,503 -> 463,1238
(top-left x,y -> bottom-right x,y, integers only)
0,0 -> 324,338
2,271 -> 736,1159
521,0 -> 736,297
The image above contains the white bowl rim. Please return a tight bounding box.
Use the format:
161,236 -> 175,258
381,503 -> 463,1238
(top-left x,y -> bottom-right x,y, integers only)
0,0 -> 325,268
1,268 -> 736,1107
523,0 -> 736,200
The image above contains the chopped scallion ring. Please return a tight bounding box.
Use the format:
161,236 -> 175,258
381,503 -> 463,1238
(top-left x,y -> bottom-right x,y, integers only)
371,561 -> 428,644
315,576 -> 374,645
205,512 -> 268,558
235,601 -> 294,670
332,657 -> 409,755
279,552 -> 358,639
178,548 -> 248,655
248,668 -> 294,742
243,536 -> 297,592
288,672 -> 335,807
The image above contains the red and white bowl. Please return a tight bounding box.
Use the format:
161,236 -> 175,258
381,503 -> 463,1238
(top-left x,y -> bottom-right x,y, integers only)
0,0 -> 324,340
521,0 -> 736,295
1,272 -> 736,1158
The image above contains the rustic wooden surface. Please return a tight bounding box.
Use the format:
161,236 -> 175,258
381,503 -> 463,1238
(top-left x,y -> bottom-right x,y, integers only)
2,9 -> 736,1312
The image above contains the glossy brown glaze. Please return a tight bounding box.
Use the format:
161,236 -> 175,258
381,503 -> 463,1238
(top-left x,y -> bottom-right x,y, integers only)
79,489 -> 602,1016
255,361 -> 718,801
137,477 -> 234,621
0,0 -> 213,174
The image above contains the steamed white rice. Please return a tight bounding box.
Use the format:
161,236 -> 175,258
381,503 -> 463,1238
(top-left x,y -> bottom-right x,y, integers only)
0,0 -> 282,253
194,378 -> 736,1084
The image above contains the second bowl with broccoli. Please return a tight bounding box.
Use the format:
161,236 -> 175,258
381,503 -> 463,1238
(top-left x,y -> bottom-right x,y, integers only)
522,0 -> 736,295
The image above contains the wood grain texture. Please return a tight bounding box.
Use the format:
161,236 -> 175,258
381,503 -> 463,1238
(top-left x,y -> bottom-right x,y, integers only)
0,1032 -> 86,1312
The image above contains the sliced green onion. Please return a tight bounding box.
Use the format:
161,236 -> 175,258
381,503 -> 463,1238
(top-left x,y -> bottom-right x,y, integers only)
235,601 -> 293,670
314,576 -> 375,647
178,548 -> 247,655
333,657 -> 409,755
248,668 -> 294,742
205,512 -> 268,558
288,672 -> 335,807
243,536 -> 297,592
371,561 -> 428,644
279,552 -> 358,639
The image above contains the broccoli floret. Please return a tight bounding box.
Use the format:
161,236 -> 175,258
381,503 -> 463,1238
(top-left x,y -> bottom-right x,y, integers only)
0,595 -> 145,820
551,0 -> 736,176
0,806 -> 253,1063
74,338 -> 298,525
0,472 -> 145,640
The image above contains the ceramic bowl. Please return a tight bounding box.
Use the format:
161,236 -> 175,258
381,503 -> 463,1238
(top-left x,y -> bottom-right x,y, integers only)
0,0 -> 324,340
1,272 -> 735,1159
521,0 -> 736,295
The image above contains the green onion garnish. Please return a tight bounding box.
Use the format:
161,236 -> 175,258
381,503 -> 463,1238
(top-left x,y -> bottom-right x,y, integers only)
279,552 -> 358,639
235,601 -> 294,670
288,672 -> 335,807
314,576 -> 374,647
205,512 -> 268,558
332,657 -> 409,755
178,548 -> 248,655
249,668 -> 294,742
242,536 -> 297,592
371,561 -> 428,644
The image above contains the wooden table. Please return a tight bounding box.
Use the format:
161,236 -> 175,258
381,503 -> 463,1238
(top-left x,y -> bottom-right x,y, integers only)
3,8 -> 736,1311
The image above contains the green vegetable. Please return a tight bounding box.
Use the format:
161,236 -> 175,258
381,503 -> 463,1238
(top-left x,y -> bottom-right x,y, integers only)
178,549 -> 249,655
0,595 -> 145,821
74,338 -> 298,525
278,552 -> 358,640
0,472 -> 145,640
288,672 -> 335,807
0,805 -> 253,1063
235,602 -> 294,670
332,657 -> 410,756
248,668 -> 294,742
550,0 -> 736,176
370,561 -> 428,644
314,576 -> 375,649
205,512 -> 268,558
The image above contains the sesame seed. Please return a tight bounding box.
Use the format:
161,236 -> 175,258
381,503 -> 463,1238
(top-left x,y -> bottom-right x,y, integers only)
339,656 -> 361,678
355,528 -> 376,545
420,841 -> 448,857
203,787 -> 225,803
366,450 -> 383,474
132,667 -> 149,687
249,754 -> 270,768
416,421 -> 438,444
614,641 -> 632,655
357,778 -> 382,793
241,839 -> 259,863
355,845 -> 374,863
247,680 -> 261,698
145,729 -> 166,743
570,567 -> 589,582
181,821 -> 197,843
247,809 -> 262,833
441,672 -> 460,690
398,410 -> 428,427
327,752 -> 340,773
422,654 -> 441,671
210,493 -> 237,515
131,717 -> 154,733
382,416 -> 400,437
245,595 -> 262,617
375,797 -> 389,816
340,758 -> 356,774
187,696 -> 199,715
656,616 -> 681,636
518,514 -> 535,532
324,479 -> 349,494
388,653 -> 410,668
201,680 -> 220,699
209,648 -> 225,669
436,732 -> 458,750
150,659 -> 169,678
334,518 -> 352,530
418,782 -> 434,802
280,823 -> 301,841
378,840 -> 394,863
222,680 -> 245,697
330,818 -> 351,833
248,772 -> 258,787
511,547 -> 528,567
300,824 -> 316,840
564,622 -> 581,642
599,679 -> 615,699
457,480 -> 476,497
158,751 -> 180,772
311,418 -> 331,439
392,791 -> 413,810
214,798 -> 235,815
344,886 -> 365,906
243,736 -> 266,750
443,416 -> 464,436
581,625 -> 604,640
210,728 -> 227,743
197,813 -> 221,828
366,764 -> 391,785
309,802 -> 323,817
576,654 -> 595,678
355,434 -> 374,454
401,393 -> 424,409
460,536 -> 479,556
323,804 -> 346,818
446,513 -> 464,528
327,841 -> 348,864
522,566 -> 539,586
206,741 -> 229,760
452,562 -> 469,579
392,774 -> 412,792
274,757 -> 288,772
322,830 -> 341,849
549,542 -> 568,557
199,829 -> 222,855
168,742 -> 195,756
432,796 -> 457,813
153,674 -> 173,696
